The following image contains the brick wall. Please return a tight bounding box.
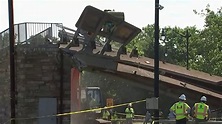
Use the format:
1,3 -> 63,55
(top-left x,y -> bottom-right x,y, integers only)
0,48 -> 10,123
0,45 -> 72,124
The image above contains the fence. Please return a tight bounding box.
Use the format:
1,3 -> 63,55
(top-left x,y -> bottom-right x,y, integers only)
0,22 -> 63,49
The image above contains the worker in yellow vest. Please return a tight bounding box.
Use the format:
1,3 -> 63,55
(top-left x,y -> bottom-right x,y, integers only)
111,111 -> 118,120
111,111 -> 118,124
125,103 -> 134,124
170,94 -> 191,124
192,96 -> 210,124
102,106 -> 110,120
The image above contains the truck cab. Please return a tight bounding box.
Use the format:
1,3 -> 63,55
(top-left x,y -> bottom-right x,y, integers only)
83,87 -> 103,110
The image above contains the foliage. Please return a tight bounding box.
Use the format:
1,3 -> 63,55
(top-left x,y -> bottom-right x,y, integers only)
193,5 -> 222,75
0,32 -> 9,49
126,6 -> 222,76
127,24 -> 155,57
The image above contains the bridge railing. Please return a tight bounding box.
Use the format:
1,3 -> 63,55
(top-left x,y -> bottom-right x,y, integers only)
0,22 -> 63,49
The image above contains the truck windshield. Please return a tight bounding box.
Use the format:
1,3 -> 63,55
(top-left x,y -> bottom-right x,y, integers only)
87,88 -> 102,106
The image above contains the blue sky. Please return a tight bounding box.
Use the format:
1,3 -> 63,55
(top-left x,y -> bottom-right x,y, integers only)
1,0 -> 222,32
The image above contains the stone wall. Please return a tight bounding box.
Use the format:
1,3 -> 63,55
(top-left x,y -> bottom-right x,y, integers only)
0,45 -> 72,124
0,48 -> 10,123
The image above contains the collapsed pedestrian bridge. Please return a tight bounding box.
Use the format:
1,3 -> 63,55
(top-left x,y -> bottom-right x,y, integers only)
58,5 -> 222,109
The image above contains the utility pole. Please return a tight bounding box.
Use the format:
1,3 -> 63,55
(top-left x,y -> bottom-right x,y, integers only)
154,0 -> 160,123
8,0 -> 16,124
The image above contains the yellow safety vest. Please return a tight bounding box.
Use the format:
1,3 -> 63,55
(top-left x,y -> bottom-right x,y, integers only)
194,102 -> 209,119
170,101 -> 190,120
125,107 -> 134,118
102,110 -> 110,120
111,113 -> 118,120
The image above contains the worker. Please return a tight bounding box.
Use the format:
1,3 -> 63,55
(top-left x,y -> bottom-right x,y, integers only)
143,110 -> 151,124
102,106 -> 111,120
111,110 -> 118,120
58,29 -> 69,43
125,103 -> 134,124
170,94 -> 191,124
111,111 -> 118,124
192,96 -> 210,124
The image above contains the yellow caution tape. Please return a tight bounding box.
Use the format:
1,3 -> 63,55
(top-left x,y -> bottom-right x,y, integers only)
5,99 -> 146,123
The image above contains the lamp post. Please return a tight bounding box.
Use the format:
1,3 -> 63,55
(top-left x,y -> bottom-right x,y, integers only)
185,30 -> 191,70
178,30 -> 191,70
154,0 -> 162,123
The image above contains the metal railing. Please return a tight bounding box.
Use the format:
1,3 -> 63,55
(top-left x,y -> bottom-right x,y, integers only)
0,22 -> 63,49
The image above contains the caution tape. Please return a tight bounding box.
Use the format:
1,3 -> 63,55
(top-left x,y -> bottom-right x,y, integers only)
2,99 -> 146,123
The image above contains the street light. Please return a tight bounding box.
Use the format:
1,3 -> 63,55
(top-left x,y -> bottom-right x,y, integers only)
177,29 -> 191,70
154,0 -> 163,123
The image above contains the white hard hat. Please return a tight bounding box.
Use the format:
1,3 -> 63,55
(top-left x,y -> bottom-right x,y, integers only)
128,103 -> 132,107
200,96 -> 207,102
179,94 -> 186,101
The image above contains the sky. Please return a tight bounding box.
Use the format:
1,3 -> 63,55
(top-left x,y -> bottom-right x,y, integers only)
1,0 -> 222,32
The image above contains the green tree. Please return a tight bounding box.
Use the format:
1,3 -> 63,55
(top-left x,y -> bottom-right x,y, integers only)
0,32 -> 9,49
192,5 -> 222,76
125,5 -> 222,76
127,24 -> 155,57
126,25 -> 199,67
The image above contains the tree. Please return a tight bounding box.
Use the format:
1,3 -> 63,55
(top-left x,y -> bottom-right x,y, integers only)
192,5 -> 222,76
127,24 -> 155,57
126,25 -> 200,67
0,32 -> 9,49
125,5 -> 222,76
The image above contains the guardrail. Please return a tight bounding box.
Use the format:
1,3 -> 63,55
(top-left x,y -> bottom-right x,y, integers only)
0,22 -> 62,49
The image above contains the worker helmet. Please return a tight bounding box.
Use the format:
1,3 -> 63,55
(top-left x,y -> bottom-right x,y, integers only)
179,94 -> 186,101
128,103 -> 132,107
200,96 -> 207,102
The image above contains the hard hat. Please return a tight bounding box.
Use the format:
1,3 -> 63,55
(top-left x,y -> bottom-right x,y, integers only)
179,94 -> 186,101
128,103 -> 132,107
200,96 -> 207,102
